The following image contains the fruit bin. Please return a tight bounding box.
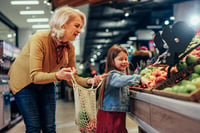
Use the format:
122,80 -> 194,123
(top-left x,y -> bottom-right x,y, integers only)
129,64 -> 169,93
129,85 -> 152,94
152,59 -> 200,102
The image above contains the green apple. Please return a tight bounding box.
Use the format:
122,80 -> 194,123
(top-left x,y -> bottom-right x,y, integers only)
177,86 -> 188,93
186,54 -> 197,66
163,87 -> 173,92
189,73 -> 200,80
140,69 -> 152,76
184,83 -> 197,93
194,64 -> 200,75
191,77 -> 200,88
172,85 -> 180,93
176,60 -> 188,71
143,73 -> 151,77
179,80 -> 190,86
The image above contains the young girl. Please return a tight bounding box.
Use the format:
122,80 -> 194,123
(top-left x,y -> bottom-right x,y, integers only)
95,45 -> 141,133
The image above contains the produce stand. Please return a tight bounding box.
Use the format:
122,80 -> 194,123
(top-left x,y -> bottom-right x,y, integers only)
129,90 -> 200,133
128,22 -> 200,133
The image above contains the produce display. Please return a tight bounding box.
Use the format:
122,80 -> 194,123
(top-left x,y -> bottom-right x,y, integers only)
140,65 -> 177,88
182,34 -> 200,60
131,22 -> 200,102
163,64 -> 200,94
176,55 -> 198,72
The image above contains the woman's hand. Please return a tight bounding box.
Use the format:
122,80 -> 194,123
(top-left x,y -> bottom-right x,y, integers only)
87,73 -> 108,86
56,67 -> 77,81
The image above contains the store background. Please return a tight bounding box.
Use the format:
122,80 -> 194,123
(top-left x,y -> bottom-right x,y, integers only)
0,0 -> 200,132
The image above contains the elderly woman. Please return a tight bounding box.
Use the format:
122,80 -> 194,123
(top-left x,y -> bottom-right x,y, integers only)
8,7 -> 106,133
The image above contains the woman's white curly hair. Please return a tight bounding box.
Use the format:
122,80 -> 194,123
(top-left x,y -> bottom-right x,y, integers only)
49,6 -> 86,42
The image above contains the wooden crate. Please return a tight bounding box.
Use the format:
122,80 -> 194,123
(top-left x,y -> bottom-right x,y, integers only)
152,59 -> 200,102
152,89 -> 200,102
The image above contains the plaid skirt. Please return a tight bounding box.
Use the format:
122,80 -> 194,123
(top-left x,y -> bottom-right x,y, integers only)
95,109 -> 128,133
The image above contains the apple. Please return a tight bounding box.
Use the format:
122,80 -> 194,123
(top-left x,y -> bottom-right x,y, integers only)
176,60 -> 188,71
194,64 -> 200,75
177,86 -> 188,93
184,83 -> 197,93
189,73 -> 199,80
172,85 -> 180,93
143,72 -> 151,77
196,46 -> 200,50
140,69 -> 152,76
186,54 -> 197,66
163,87 -> 173,92
179,80 -> 190,86
151,69 -> 162,77
155,76 -> 166,85
148,75 -> 156,81
149,81 -> 156,88
191,77 -> 200,88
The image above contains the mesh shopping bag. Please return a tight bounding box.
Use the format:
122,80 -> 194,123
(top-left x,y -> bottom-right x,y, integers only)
71,74 -> 102,133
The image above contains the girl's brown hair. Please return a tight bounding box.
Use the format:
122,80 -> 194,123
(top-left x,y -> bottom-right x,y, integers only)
98,44 -> 129,107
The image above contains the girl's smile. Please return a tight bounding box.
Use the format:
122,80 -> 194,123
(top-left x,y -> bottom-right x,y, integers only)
114,51 -> 129,72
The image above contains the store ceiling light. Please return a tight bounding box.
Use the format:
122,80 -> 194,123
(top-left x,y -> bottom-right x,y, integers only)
124,12 -> 130,17
27,18 -> 49,22
7,34 -> 13,38
32,24 -> 49,29
190,15 -> 200,26
129,36 -> 137,40
20,10 -> 45,15
146,25 -> 162,29
11,1 -> 39,5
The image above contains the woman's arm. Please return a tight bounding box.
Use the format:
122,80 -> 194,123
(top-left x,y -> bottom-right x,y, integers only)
29,36 -> 58,84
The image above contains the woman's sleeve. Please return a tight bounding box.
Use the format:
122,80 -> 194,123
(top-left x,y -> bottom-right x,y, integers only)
65,44 -> 89,87
109,72 -> 140,87
29,36 -> 58,84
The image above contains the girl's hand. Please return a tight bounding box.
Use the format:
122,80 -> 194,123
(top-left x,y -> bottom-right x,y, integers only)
140,76 -> 151,86
56,67 -> 77,81
87,73 -> 108,86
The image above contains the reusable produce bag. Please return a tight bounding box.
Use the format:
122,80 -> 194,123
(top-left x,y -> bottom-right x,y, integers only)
71,74 -> 102,133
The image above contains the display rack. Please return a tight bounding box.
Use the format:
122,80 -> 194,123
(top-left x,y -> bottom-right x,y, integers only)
0,40 -> 21,131
129,90 -> 200,133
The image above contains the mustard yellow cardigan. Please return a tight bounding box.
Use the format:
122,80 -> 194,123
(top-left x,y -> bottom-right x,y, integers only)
8,30 -> 88,94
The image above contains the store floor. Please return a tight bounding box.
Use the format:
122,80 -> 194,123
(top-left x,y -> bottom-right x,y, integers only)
5,100 -> 138,133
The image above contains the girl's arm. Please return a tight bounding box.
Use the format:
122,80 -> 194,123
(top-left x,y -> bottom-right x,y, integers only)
110,72 -> 140,87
